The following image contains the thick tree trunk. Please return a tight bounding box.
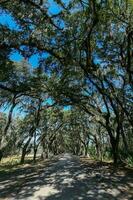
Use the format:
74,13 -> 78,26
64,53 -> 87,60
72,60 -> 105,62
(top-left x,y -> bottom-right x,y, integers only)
75,144 -> 80,155
84,146 -> 88,156
0,149 -> 3,162
45,148 -> 49,158
121,127 -> 128,152
94,135 -> 100,159
106,125 -> 119,165
4,95 -> 17,136
112,141 -> 119,165
0,95 -> 18,161
110,134 -> 120,165
20,137 -> 32,164
0,141 -> 12,161
83,142 -> 88,157
105,114 -> 120,165
21,148 -> 27,164
21,100 -> 42,164
0,95 -> 17,158
33,148 -> 37,162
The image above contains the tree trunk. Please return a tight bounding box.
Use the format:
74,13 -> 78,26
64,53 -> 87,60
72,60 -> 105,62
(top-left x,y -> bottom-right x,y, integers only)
105,115 -> 120,165
20,102 -> 41,164
45,142 -> 49,158
110,134 -> 120,165
20,137 -> 32,164
21,148 -> 27,164
112,141 -> 119,165
33,131 -> 38,162
121,127 -> 128,152
84,146 -> 88,156
94,135 -> 100,159
33,148 -> 37,162
0,149 -> 3,162
45,149 -> 49,158
0,95 -> 19,161
4,95 -> 17,136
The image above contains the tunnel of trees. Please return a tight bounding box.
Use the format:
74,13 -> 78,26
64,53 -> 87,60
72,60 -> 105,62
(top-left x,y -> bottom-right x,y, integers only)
0,0 -> 133,165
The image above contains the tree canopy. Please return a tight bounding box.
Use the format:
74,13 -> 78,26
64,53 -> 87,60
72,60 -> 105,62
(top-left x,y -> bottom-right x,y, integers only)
0,0 -> 133,165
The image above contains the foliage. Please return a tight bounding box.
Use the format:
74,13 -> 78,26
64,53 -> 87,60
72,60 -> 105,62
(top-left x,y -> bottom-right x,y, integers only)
0,0 -> 132,165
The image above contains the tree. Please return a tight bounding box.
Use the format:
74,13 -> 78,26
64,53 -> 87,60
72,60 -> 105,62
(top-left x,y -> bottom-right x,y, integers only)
0,0 -> 132,164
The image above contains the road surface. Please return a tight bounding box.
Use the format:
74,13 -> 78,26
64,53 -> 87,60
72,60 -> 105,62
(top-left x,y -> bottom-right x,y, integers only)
0,153 -> 133,200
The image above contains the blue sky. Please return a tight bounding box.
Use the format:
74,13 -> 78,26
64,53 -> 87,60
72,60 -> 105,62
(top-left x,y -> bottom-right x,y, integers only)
0,0 -> 71,115
0,11 -> 40,67
0,0 -> 66,67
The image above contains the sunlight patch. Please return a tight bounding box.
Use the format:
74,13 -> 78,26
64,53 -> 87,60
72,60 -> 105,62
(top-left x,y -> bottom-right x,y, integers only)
30,185 -> 60,199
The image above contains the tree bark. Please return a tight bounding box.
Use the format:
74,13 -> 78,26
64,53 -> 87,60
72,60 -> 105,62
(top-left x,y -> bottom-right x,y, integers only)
0,149 -> 3,162
20,99 -> 42,164
20,137 -> 32,164
33,148 -> 37,162
84,145 -> 88,156
94,135 -> 100,159
3,95 -> 17,136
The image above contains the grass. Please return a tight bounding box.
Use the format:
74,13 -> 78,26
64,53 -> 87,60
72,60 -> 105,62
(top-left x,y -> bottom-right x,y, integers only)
0,155 -> 20,165
80,156 -> 133,175
0,154 -> 56,174
0,155 -> 39,173
1,154 -> 132,175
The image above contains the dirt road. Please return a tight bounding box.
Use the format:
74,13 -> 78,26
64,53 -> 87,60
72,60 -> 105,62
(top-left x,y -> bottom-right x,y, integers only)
0,153 -> 133,200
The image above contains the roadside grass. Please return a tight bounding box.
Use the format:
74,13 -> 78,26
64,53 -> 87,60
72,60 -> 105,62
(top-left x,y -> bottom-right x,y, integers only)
1,154 -> 132,176
0,155 -> 57,199
80,156 -> 133,172
0,154 -> 57,175
0,155 -> 40,174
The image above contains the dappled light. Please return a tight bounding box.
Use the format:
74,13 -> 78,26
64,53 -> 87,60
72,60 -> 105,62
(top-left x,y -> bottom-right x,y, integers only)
0,0 -> 133,199
0,154 -> 133,200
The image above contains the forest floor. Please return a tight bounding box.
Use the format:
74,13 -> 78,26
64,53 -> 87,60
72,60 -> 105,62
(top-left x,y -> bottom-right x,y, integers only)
0,153 -> 133,200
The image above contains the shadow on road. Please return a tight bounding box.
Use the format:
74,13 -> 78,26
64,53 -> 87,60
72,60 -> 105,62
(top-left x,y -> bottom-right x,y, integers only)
0,154 -> 133,200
